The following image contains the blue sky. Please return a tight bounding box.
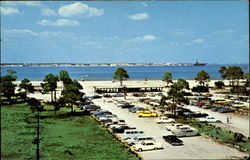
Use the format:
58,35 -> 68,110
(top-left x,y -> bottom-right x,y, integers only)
1,1 -> 249,64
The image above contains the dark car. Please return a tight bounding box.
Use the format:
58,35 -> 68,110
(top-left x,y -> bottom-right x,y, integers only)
217,107 -> 235,113
103,94 -> 112,98
128,107 -> 145,113
84,105 -> 101,111
211,106 -> 224,112
163,135 -> 183,146
118,103 -> 134,109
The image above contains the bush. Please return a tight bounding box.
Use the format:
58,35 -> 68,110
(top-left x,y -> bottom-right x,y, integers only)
192,85 -> 209,93
214,81 -> 225,89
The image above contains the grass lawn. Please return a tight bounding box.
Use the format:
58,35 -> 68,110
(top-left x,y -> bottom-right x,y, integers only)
1,103 -> 139,160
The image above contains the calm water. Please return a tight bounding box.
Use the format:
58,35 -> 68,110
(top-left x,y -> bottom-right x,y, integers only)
1,64 -> 249,81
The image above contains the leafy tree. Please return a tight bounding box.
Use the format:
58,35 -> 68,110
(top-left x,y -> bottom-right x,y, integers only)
0,70 -> 17,103
173,78 -> 189,91
219,66 -> 244,87
18,78 -> 35,101
195,70 -> 210,86
41,74 -> 59,102
162,72 -> 172,87
59,70 -> 72,89
167,82 -> 188,115
113,67 -> 129,86
61,80 -> 83,113
214,81 -> 225,89
243,72 -> 249,87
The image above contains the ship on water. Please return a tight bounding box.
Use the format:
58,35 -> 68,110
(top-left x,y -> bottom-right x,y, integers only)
193,60 -> 206,66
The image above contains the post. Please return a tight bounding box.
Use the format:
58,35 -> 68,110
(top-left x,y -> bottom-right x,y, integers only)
36,111 -> 40,160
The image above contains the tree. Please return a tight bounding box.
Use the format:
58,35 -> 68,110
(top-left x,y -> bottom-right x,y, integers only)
167,81 -> 188,115
0,69 -> 17,103
192,85 -> 209,93
59,70 -> 72,89
41,74 -> 59,102
173,78 -> 189,91
113,67 -> 129,86
243,72 -> 249,87
219,66 -> 244,87
18,78 -> 35,101
162,72 -> 172,87
61,80 -> 83,113
214,81 -> 225,89
195,70 -> 210,86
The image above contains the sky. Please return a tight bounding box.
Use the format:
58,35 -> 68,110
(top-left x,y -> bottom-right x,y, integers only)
1,1 -> 249,64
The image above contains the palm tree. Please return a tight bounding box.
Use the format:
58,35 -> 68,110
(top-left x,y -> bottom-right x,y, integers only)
113,67 -> 129,86
162,72 -> 172,87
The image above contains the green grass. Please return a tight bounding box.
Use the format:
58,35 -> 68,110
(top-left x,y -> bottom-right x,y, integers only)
176,118 -> 250,153
1,103 -> 139,160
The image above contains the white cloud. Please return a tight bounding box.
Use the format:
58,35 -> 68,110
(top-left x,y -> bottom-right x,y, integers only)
215,29 -> 236,34
129,13 -> 149,20
0,7 -> 20,15
168,42 -> 179,46
128,35 -> 156,42
41,8 -> 57,16
169,29 -> 193,36
3,29 -> 60,37
4,1 -> 43,7
192,39 -> 204,44
38,19 -> 80,26
58,2 -> 104,17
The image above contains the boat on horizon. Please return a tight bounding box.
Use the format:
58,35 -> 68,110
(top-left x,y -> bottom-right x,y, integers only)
193,60 -> 206,66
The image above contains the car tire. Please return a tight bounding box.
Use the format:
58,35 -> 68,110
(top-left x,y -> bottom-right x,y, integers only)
139,115 -> 142,117
138,148 -> 142,152
154,147 -> 158,150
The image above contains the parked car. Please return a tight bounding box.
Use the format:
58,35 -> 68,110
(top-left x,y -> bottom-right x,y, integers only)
103,94 -> 112,98
214,99 -> 227,104
137,110 -> 158,117
118,103 -> 134,109
128,107 -> 145,113
156,116 -> 175,124
132,140 -> 163,152
113,93 -> 124,97
211,106 -> 225,112
217,107 -> 235,113
126,135 -> 156,146
172,128 -> 199,137
84,105 -> 101,111
166,123 -> 191,132
196,117 -> 222,123
104,119 -> 125,128
162,135 -> 183,146
121,130 -> 145,140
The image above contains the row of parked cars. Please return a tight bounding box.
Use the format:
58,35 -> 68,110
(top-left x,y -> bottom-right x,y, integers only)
89,105 -> 164,152
190,99 -> 236,113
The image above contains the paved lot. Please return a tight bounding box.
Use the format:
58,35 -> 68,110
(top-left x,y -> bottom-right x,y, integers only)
92,98 -> 248,159
185,105 -> 249,137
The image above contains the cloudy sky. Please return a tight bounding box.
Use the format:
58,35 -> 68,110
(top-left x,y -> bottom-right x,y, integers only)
1,1 -> 249,64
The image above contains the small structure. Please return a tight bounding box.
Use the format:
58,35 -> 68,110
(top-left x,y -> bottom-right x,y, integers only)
94,86 -> 163,93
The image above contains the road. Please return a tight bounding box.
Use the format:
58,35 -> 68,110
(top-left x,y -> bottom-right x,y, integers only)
92,98 -> 248,159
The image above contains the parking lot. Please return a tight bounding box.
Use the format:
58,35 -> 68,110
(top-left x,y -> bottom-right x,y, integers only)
92,98 -> 248,159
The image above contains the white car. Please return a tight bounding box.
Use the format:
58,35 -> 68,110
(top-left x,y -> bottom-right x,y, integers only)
109,122 -> 127,129
126,135 -> 156,146
132,140 -> 163,152
196,117 -> 222,123
156,116 -> 175,124
172,128 -> 199,137
166,123 -> 190,131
